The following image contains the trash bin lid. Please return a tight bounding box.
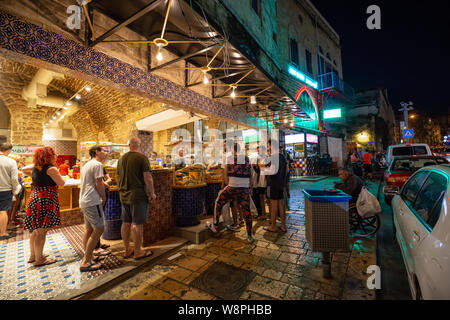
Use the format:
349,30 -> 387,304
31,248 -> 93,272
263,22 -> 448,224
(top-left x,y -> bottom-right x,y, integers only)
302,189 -> 352,203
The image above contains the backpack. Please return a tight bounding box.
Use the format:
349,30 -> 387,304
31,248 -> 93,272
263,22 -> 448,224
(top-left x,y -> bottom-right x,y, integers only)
356,187 -> 381,217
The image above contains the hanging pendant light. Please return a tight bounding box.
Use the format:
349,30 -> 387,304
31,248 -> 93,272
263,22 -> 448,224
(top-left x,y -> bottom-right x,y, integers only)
203,70 -> 209,84
250,96 -> 256,104
230,85 -> 236,98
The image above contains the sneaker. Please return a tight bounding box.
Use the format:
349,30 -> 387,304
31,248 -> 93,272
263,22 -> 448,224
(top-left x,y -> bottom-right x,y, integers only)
247,236 -> 254,243
226,224 -> 240,232
206,221 -> 218,233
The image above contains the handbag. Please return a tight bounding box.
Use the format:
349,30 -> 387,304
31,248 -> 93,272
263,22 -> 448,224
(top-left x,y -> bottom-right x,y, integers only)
356,187 -> 381,217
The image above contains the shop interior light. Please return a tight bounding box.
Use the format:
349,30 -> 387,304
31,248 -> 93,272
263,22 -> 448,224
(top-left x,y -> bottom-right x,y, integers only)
284,119 -> 288,124
75,94 -> 81,100
156,46 -> 163,61
250,96 -> 256,104
63,106 -> 68,110
49,119 -> 53,123
65,101 -> 72,106
56,111 -> 61,116
52,115 -> 56,119
202,70 -> 209,84
85,85 -> 91,92
230,86 -> 236,98
290,122 -> 294,127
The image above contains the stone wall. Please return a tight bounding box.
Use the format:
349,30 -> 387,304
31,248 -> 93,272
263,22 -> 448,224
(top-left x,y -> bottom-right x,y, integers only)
0,58 -> 54,145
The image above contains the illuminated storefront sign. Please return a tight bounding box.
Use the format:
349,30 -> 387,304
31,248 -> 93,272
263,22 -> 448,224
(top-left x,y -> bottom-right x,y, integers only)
306,134 -> 318,144
285,133 -> 305,144
288,65 -> 318,89
323,108 -> 342,119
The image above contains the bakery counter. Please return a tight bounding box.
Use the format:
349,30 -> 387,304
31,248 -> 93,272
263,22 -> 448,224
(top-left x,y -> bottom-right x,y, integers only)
172,183 -> 207,227
143,168 -> 174,246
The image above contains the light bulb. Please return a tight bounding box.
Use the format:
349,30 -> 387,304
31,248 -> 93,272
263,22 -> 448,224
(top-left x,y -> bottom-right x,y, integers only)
52,115 -> 56,119
66,101 -> 72,106
250,96 -> 256,104
63,106 -> 67,110
75,94 -> 81,100
290,122 -> 294,127
156,48 -> 163,61
203,71 -> 209,84
49,119 -> 53,123
231,86 -> 236,98
284,119 -> 288,124
56,111 -> 61,116
85,85 -> 91,92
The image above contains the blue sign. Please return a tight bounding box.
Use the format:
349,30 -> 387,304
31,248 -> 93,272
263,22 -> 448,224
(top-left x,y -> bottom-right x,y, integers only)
288,65 -> 318,89
403,129 -> 414,138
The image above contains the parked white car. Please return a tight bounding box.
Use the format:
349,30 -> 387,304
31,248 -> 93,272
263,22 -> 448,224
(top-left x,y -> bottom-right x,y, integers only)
391,164 -> 450,299
386,143 -> 432,165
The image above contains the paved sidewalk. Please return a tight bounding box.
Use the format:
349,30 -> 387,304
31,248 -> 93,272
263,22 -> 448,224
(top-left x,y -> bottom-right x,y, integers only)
91,178 -> 377,300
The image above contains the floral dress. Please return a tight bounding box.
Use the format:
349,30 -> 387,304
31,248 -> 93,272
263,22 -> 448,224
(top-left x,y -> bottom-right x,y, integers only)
24,164 -> 61,231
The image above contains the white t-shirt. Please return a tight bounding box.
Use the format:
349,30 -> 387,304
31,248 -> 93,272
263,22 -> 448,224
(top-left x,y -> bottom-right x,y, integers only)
79,159 -> 104,208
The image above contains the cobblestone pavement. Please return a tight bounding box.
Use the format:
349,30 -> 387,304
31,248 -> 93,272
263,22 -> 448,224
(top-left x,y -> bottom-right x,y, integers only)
94,178 -> 377,300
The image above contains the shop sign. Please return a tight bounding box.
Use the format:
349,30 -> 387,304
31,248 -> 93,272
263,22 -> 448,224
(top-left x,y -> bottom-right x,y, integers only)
285,133 -> 304,144
323,108 -> 342,119
288,65 -> 318,89
306,134 -> 318,144
11,145 -> 42,155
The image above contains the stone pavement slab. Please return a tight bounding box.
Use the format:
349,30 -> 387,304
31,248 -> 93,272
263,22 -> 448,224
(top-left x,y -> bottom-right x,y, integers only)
89,178 -> 377,300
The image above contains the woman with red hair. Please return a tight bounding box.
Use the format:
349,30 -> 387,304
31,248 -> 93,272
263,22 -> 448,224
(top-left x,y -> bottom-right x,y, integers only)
22,146 -> 65,267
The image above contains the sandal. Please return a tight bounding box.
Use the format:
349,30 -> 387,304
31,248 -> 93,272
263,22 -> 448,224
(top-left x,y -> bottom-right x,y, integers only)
134,250 -> 153,261
80,262 -> 103,272
122,250 -> 134,259
34,258 -> 57,267
28,254 -> 49,263
263,226 -> 277,233
94,249 -> 110,257
94,255 -> 106,262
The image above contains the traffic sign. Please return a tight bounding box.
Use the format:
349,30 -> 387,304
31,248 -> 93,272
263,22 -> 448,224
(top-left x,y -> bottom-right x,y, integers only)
403,129 -> 414,138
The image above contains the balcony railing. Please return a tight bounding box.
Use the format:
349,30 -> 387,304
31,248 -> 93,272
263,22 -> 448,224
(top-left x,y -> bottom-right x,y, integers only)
318,72 -> 355,98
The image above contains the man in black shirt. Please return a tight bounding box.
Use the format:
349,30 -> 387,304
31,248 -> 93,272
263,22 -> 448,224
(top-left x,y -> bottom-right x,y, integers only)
263,142 -> 287,233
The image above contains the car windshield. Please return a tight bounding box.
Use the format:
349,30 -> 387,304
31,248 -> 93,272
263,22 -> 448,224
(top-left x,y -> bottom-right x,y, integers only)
392,158 -> 446,171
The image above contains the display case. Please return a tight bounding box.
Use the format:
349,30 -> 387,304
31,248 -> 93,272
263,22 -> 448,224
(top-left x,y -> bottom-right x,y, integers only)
173,164 -> 206,187
205,164 -> 223,183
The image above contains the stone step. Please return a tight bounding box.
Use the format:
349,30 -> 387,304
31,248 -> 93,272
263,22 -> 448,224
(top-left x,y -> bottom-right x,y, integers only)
174,217 -> 228,244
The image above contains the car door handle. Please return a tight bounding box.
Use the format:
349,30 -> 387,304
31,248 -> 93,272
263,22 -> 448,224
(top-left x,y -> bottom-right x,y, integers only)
412,231 -> 420,242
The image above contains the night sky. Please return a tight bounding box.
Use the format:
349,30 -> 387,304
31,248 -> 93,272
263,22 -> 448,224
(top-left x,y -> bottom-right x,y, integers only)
310,0 -> 450,117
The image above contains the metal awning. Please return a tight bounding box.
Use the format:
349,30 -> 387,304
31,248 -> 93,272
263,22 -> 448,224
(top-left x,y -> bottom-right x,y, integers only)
83,0 -> 312,123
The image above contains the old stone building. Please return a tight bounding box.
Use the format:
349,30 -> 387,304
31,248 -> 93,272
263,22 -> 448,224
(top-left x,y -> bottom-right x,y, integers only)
346,88 -> 395,152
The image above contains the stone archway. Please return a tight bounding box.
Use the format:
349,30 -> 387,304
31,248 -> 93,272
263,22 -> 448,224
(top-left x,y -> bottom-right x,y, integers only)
0,98 -> 11,143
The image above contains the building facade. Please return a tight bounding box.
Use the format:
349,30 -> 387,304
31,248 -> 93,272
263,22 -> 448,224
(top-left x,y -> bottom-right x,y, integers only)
346,88 -> 395,152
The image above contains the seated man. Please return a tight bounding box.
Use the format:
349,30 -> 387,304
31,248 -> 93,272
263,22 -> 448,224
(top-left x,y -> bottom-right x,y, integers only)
334,167 -> 365,204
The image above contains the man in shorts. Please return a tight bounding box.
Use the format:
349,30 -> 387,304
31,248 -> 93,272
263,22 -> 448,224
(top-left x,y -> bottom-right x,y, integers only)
264,141 -> 287,233
117,137 -> 156,260
79,145 -> 108,272
0,143 -> 20,240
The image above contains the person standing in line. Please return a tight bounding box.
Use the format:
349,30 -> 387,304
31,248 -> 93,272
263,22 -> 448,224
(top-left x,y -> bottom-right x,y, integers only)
79,145 -> 108,272
22,147 -> 65,266
208,143 -> 254,242
250,146 -> 268,220
0,143 -> 20,240
263,141 -> 287,233
117,137 -> 156,260
362,149 -> 373,181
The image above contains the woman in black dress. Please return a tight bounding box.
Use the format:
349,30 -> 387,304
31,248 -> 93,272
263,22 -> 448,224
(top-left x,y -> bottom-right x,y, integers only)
22,147 -> 65,267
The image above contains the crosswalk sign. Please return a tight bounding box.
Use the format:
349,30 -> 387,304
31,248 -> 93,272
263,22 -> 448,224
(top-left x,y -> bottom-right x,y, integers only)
403,129 -> 414,138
